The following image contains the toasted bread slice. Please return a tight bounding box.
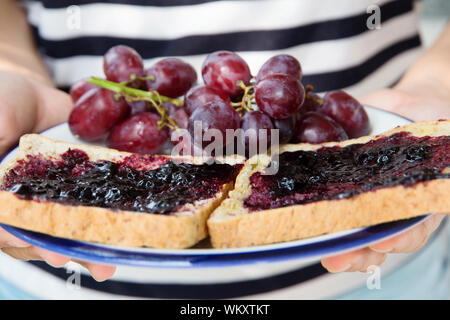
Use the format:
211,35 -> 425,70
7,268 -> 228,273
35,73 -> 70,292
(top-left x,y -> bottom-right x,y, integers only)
0,134 -> 244,249
208,120 -> 450,248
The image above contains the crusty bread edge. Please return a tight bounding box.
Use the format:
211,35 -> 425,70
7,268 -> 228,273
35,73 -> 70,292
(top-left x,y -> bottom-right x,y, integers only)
12,134 -> 244,166
208,179 -> 449,248
277,119 -> 450,154
0,134 -> 242,249
208,120 -> 450,248
0,183 -> 233,249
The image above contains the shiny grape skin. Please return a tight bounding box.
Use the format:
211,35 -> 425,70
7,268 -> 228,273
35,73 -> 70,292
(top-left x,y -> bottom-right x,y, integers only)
273,116 -> 296,144
146,58 -> 197,98
293,112 -> 348,144
319,91 -> 370,138
240,111 -> 275,154
69,79 -> 98,103
188,100 -> 241,148
201,51 -> 252,97
164,102 -> 189,130
184,85 -> 231,115
107,113 -> 169,154
68,88 -> 130,142
256,54 -> 302,82
127,100 -> 156,115
255,73 -> 305,119
103,45 -> 145,83
172,133 -> 209,157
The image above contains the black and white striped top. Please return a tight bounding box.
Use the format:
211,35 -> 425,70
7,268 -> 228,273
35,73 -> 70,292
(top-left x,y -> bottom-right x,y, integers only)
6,0 -> 423,299
22,0 -> 422,97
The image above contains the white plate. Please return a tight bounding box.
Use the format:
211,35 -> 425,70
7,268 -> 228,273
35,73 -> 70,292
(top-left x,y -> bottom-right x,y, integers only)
0,106 -> 429,269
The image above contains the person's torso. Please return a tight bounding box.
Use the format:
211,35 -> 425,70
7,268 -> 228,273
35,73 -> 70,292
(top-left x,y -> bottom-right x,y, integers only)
23,0 -> 422,97
3,0 -> 432,300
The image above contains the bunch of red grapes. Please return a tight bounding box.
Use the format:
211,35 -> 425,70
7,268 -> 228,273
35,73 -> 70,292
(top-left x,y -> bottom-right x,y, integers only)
68,45 -> 370,155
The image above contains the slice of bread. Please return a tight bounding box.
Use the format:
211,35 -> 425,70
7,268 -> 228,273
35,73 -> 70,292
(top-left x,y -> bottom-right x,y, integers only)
0,134 -> 244,249
208,120 -> 450,248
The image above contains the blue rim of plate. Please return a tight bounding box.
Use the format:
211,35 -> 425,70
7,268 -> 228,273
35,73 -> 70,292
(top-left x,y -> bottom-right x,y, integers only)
0,215 -> 430,268
0,106 -> 428,268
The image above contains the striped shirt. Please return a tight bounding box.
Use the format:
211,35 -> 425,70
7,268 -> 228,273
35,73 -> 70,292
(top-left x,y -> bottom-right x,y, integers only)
22,0 -> 422,97
2,0 -> 425,299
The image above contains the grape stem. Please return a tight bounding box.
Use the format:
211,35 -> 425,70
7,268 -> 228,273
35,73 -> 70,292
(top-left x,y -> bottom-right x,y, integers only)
231,81 -> 255,115
305,84 -> 324,105
87,77 -> 182,131
88,77 -> 183,106
127,74 -> 155,83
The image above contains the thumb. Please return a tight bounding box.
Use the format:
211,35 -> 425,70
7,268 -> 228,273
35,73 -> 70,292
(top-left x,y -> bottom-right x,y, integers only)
0,72 -> 72,155
359,88 -> 450,121
359,88 -> 413,114
29,78 -> 73,133
0,72 -> 37,155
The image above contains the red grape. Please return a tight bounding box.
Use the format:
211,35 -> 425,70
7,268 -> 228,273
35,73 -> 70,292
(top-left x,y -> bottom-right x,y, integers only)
293,112 -> 348,144
319,91 -> 370,138
69,79 -> 97,103
127,100 -> 157,115
164,102 -> 189,130
107,113 -> 169,154
273,116 -> 296,144
68,88 -> 130,141
240,111 -> 274,154
184,85 -> 231,115
188,100 -> 240,148
103,45 -> 145,83
171,134 -> 207,157
201,51 -> 252,97
146,58 -> 197,98
255,73 -> 305,119
256,54 -> 302,82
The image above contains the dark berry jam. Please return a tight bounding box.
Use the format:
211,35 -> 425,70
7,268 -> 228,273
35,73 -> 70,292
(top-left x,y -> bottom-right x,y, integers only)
245,133 -> 450,211
1,149 -> 242,215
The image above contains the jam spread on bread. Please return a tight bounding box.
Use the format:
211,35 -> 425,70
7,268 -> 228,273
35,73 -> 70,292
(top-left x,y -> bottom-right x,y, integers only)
1,149 -> 242,214
245,133 -> 450,211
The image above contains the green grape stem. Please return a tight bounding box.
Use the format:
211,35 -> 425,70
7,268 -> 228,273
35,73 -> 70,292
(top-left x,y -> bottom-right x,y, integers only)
305,84 -> 324,105
87,77 -> 183,130
88,77 -> 183,106
231,81 -> 255,115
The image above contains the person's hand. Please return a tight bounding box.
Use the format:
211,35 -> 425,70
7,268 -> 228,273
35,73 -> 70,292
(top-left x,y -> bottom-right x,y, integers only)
0,71 -> 116,281
321,79 -> 450,273
356,83 -> 450,122
322,214 -> 446,272
0,226 -> 115,281
0,71 -> 71,154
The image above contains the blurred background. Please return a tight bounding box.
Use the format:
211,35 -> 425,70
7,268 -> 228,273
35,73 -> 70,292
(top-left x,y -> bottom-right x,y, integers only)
418,0 -> 449,47
0,0 -> 448,300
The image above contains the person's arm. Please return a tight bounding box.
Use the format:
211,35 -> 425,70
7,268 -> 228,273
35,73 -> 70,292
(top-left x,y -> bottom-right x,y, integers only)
0,0 -> 73,153
0,0 -> 52,82
0,0 -> 115,281
322,22 -> 450,273
361,23 -> 450,121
